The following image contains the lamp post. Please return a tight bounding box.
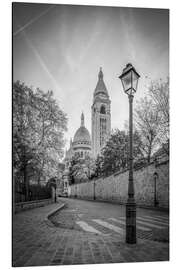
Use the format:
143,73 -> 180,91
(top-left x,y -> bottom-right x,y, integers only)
93,179 -> 96,200
153,172 -> 158,207
153,158 -> 159,207
119,63 -> 140,244
55,179 -> 57,203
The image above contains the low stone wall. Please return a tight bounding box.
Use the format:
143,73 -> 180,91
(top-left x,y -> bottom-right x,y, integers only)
69,160 -> 169,209
14,198 -> 53,214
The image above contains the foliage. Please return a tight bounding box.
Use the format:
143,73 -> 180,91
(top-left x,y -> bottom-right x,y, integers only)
148,78 -> 169,154
134,78 -> 169,161
95,129 -> 143,177
68,154 -> 96,184
83,156 -> 96,179
135,97 -> 161,162
94,154 -> 104,177
13,81 -> 67,201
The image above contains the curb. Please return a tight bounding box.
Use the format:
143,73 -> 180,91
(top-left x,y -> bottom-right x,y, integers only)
68,196 -> 169,213
44,202 -> 66,227
136,204 -> 169,213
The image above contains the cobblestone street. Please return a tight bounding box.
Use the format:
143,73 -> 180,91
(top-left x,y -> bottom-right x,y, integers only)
12,198 -> 169,267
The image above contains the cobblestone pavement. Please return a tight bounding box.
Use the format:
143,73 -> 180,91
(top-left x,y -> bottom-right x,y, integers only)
51,198 -> 169,242
12,199 -> 169,267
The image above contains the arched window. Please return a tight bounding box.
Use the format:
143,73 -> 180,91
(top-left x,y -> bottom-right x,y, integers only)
100,105 -> 106,114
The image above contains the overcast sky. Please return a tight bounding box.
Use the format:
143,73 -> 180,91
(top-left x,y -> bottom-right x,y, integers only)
13,3 -> 169,154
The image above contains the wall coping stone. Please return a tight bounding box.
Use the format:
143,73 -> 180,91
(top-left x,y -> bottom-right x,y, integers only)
14,198 -> 53,214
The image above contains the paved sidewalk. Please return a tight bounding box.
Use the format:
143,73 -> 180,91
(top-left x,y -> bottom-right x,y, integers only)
12,201 -> 169,267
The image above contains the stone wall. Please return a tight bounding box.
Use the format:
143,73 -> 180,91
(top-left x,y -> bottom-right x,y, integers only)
14,198 -> 53,214
69,160 -> 169,209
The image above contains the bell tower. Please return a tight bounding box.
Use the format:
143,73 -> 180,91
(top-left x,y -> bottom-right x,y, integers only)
91,68 -> 111,158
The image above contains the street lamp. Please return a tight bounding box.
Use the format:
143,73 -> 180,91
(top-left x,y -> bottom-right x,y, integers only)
153,172 -> 159,207
119,63 -> 140,244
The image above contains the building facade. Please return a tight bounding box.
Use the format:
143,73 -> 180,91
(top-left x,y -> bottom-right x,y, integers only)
73,112 -> 92,158
62,68 -> 111,191
64,112 -> 92,166
91,68 -> 111,157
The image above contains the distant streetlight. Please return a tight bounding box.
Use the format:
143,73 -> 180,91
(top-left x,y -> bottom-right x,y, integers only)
93,180 -> 96,200
119,63 -> 140,244
153,172 -> 159,207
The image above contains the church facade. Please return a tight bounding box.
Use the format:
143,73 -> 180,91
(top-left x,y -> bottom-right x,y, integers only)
91,68 -> 111,157
64,68 -> 111,169
62,68 -> 111,194
64,112 -> 92,167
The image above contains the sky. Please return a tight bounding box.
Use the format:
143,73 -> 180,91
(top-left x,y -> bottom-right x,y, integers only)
13,3 -> 169,155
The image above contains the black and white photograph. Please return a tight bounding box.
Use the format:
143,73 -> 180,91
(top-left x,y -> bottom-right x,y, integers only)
12,1 -> 169,267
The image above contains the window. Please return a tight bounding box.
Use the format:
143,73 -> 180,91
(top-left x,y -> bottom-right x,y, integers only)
100,105 -> 106,114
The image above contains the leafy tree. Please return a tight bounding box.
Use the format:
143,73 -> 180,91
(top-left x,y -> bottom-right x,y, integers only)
68,154 -> 80,184
94,154 -> 104,177
13,81 -> 39,200
13,81 -> 67,200
68,154 -> 87,184
34,89 -> 67,180
68,154 -> 96,184
148,78 -> 169,154
83,156 -> 96,179
134,78 -> 169,161
134,97 -> 161,163
97,129 -> 143,177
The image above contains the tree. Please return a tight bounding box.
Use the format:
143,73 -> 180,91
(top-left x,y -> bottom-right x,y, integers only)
148,78 -> 169,154
94,154 -> 104,177
68,154 -> 87,184
68,154 -> 96,184
68,154 -> 80,184
83,156 -> 96,179
13,81 -> 67,200
13,81 -> 39,200
134,78 -> 169,161
134,97 -> 161,163
97,129 -> 143,177
33,88 -> 67,183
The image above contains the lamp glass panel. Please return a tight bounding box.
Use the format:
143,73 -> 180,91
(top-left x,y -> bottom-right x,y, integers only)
122,71 -> 132,92
132,71 -> 139,91
126,88 -> 132,95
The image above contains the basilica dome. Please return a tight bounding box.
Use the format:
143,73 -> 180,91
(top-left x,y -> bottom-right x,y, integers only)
72,113 -> 91,157
73,126 -> 91,145
73,113 -> 91,146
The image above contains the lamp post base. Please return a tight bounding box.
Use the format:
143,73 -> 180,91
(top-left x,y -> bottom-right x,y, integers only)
126,199 -> 137,244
